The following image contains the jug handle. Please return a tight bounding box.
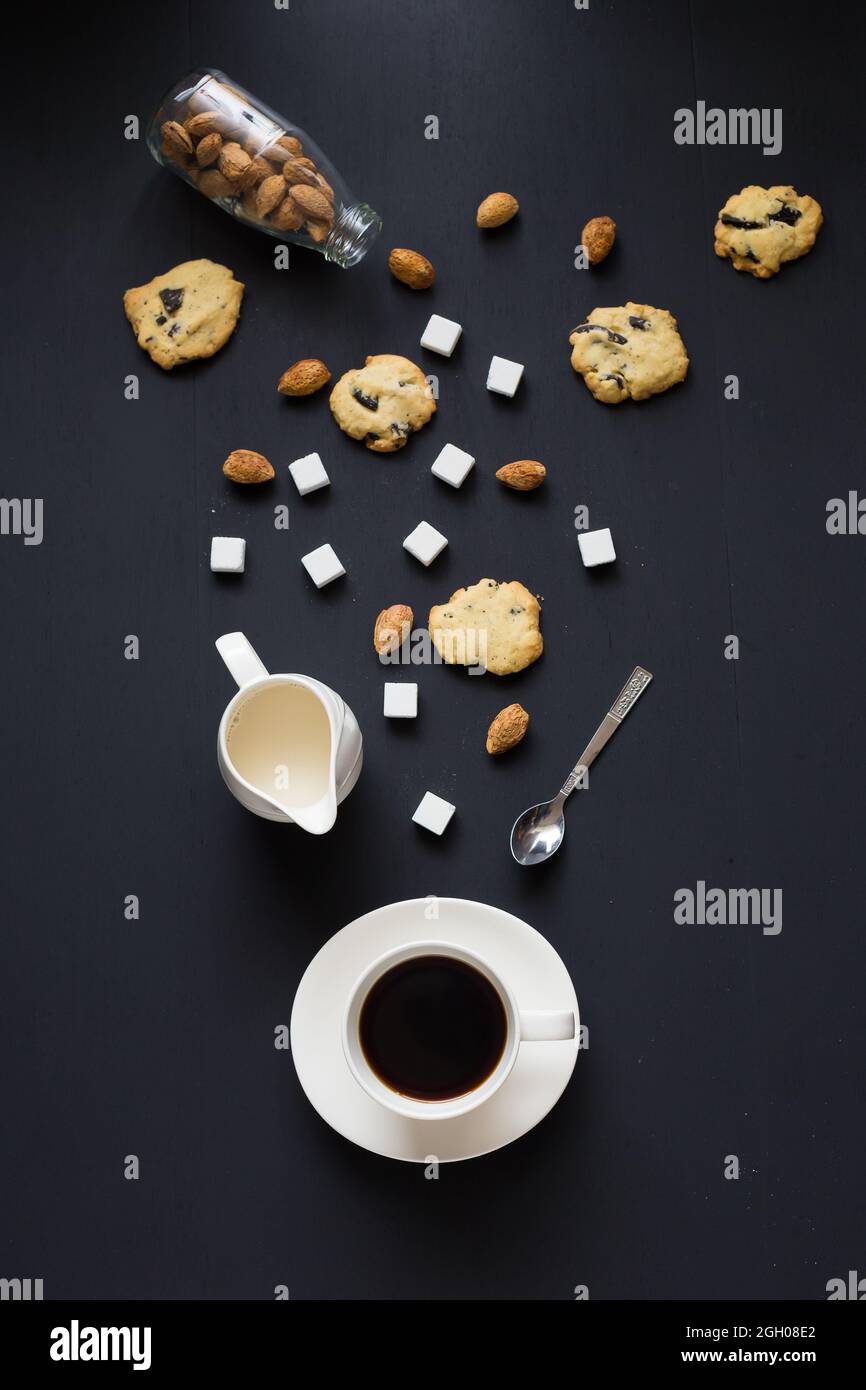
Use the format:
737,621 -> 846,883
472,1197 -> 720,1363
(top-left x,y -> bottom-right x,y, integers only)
215,632 -> 269,688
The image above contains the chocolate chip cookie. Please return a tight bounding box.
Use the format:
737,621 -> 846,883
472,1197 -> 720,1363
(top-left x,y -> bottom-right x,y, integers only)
329,354 -> 436,452
428,578 -> 543,676
714,184 -> 823,278
568,303 -> 689,404
123,259 -> 244,369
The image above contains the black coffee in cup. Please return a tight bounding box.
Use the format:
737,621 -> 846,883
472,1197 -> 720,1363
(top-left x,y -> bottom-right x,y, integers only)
358,955 -> 508,1102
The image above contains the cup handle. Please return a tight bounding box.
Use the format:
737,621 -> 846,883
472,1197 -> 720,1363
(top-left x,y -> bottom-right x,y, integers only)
215,632 -> 269,688
519,1010 -> 575,1042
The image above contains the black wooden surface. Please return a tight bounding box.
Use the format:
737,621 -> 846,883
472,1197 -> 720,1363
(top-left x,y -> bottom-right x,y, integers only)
1,0 -> 864,1301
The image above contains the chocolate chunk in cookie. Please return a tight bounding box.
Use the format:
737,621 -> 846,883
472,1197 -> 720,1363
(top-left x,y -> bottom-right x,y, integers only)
714,185 -> 823,278
330,354 -> 436,452
123,259 -> 244,370
159,287 -> 185,314
568,302 -> 689,404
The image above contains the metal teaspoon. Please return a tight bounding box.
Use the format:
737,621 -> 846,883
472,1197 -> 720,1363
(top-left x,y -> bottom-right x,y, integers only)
510,667 -> 653,866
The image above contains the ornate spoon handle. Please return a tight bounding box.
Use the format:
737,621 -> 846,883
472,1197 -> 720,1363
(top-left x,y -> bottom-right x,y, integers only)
559,667 -> 653,798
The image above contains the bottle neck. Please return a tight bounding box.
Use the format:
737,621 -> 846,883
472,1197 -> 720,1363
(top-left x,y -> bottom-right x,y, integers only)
324,203 -> 382,268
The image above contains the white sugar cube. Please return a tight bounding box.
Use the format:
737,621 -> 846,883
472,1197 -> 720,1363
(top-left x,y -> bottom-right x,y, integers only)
420,313 -> 462,357
384,683 -> 418,719
301,542 -> 345,588
289,452 -> 330,496
577,527 -> 616,568
431,443 -> 475,489
486,355 -> 524,397
412,791 -> 455,835
210,536 -> 245,573
403,520 -> 448,566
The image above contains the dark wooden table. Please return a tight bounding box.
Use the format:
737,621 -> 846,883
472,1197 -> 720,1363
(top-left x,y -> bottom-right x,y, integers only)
2,0 -> 863,1300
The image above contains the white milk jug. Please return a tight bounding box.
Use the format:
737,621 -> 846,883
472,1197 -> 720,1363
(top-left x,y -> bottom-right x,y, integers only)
215,632 -> 362,833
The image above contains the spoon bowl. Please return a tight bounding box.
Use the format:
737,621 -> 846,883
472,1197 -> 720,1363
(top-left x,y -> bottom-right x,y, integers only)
511,798 -> 566,866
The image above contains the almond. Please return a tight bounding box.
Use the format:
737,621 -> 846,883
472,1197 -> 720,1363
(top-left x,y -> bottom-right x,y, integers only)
195,131 -> 223,168
266,141 -> 309,168
373,605 -> 414,656
248,154 -> 277,185
197,168 -> 236,199
218,142 -> 251,183
222,449 -> 275,485
264,141 -> 291,166
239,159 -> 264,192
277,359 -> 331,397
495,459 -> 546,491
241,184 -> 260,219
271,196 -> 305,231
161,140 -> 192,172
476,191 -> 519,228
581,215 -> 616,266
288,184 -> 333,221
185,111 -> 226,139
280,158 -> 319,187
277,134 -> 303,157
486,703 -> 529,755
388,247 -> 435,290
305,217 -> 331,244
161,120 -> 193,160
256,174 -> 287,217
316,173 -> 335,203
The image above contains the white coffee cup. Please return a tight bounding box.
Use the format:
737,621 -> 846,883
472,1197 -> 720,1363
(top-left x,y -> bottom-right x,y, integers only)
342,940 -> 575,1121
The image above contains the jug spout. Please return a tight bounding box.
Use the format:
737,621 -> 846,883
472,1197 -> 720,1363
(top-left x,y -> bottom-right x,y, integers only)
286,785 -> 338,836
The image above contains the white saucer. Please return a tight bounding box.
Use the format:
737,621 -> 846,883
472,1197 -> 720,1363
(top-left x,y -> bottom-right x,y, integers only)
290,897 -> 580,1163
